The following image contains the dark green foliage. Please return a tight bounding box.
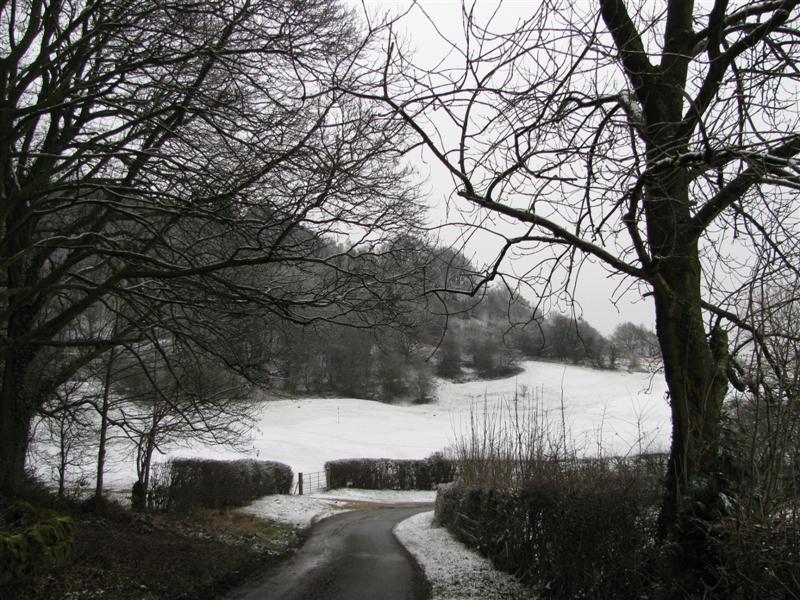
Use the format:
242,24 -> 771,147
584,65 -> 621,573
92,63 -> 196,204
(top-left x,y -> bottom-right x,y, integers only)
0,502 -> 75,586
152,459 -> 292,511
326,454 -> 456,490
434,459 -> 664,599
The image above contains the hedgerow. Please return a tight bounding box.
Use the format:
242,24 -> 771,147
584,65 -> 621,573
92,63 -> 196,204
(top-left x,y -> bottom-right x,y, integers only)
150,458 -> 292,511
434,459 -> 663,599
325,454 -> 455,490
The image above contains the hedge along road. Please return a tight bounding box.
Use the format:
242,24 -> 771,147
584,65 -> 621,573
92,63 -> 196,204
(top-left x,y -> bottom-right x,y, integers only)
227,504 -> 432,600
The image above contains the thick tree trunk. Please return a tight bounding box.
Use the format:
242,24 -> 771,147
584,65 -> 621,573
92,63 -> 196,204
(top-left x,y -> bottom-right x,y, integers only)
1,186 -> 40,497
653,274 -> 729,591
600,0 -> 730,557
646,162 -> 730,588
654,276 -> 728,531
0,351 -> 36,497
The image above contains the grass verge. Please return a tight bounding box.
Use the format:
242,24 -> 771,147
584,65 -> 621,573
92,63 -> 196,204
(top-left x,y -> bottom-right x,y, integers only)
2,495 -> 303,600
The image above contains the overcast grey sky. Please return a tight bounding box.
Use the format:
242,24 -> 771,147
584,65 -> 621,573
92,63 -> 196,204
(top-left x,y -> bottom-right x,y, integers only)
359,0 -> 657,334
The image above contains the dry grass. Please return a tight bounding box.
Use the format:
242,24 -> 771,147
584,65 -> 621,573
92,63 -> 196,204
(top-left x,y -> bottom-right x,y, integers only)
2,495 -> 303,600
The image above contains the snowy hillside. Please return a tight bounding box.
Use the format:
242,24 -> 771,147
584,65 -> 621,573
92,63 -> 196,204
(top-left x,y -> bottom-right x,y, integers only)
37,360 -> 669,492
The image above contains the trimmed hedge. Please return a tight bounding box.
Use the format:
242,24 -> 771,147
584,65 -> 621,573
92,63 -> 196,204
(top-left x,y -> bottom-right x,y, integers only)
155,458 -> 293,510
325,454 -> 455,490
434,466 -> 663,599
1,502 -> 75,586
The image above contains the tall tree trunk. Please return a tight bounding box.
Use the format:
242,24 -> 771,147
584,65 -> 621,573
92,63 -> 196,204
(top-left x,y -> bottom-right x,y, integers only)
1,183 -> 40,497
654,275 -> 728,527
653,271 -> 729,590
0,319 -> 37,497
0,362 -> 33,496
133,408 -> 159,511
646,162 -> 730,587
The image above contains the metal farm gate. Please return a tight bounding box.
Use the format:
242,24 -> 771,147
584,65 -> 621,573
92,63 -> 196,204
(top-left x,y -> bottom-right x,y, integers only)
293,470 -> 327,495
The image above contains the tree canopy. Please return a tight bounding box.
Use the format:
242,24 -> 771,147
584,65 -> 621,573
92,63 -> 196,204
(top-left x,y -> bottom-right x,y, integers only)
0,0 -> 422,495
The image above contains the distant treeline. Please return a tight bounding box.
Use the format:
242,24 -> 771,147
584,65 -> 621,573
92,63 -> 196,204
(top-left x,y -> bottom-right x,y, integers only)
259,240 -> 659,402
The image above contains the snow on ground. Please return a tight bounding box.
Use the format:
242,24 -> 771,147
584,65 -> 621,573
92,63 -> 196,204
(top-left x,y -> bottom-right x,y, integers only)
395,511 -> 533,600
318,488 -> 435,504
436,360 -> 668,458
31,360 -> 670,493
240,488 -> 435,528
202,359 -> 668,479
240,494 -> 346,528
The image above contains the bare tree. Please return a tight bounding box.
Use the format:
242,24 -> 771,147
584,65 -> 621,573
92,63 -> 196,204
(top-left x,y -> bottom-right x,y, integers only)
357,0 -> 800,586
114,335 -> 255,510
713,251 -> 800,596
30,380 -> 96,498
0,0 -> 422,494
542,313 -> 606,366
612,321 -> 659,367
728,257 -> 800,513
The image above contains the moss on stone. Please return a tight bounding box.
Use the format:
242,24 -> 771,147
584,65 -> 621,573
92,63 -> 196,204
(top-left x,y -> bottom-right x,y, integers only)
0,507 -> 75,586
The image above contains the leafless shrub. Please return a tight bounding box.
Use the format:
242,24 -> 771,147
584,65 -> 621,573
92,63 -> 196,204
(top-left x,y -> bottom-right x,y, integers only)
716,274 -> 800,599
439,387 -> 665,598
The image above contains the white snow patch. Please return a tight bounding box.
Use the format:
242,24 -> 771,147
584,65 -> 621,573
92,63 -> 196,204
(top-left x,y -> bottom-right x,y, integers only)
240,495 -> 346,528
395,511 -> 534,600
317,488 -> 435,504
239,488 -> 435,528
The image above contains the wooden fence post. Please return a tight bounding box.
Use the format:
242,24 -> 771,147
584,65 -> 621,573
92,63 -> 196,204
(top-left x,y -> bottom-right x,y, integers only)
298,472 -> 304,496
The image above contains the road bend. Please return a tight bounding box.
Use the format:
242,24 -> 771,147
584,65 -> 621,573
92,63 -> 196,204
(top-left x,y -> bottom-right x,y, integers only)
227,504 -> 432,600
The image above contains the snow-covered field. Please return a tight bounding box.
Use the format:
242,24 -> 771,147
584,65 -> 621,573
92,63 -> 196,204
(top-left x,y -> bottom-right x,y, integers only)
237,360 -> 669,479
32,360 -> 670,491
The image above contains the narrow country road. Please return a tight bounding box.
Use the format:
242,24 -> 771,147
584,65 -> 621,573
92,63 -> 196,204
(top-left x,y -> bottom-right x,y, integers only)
227,505 -> 432,600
